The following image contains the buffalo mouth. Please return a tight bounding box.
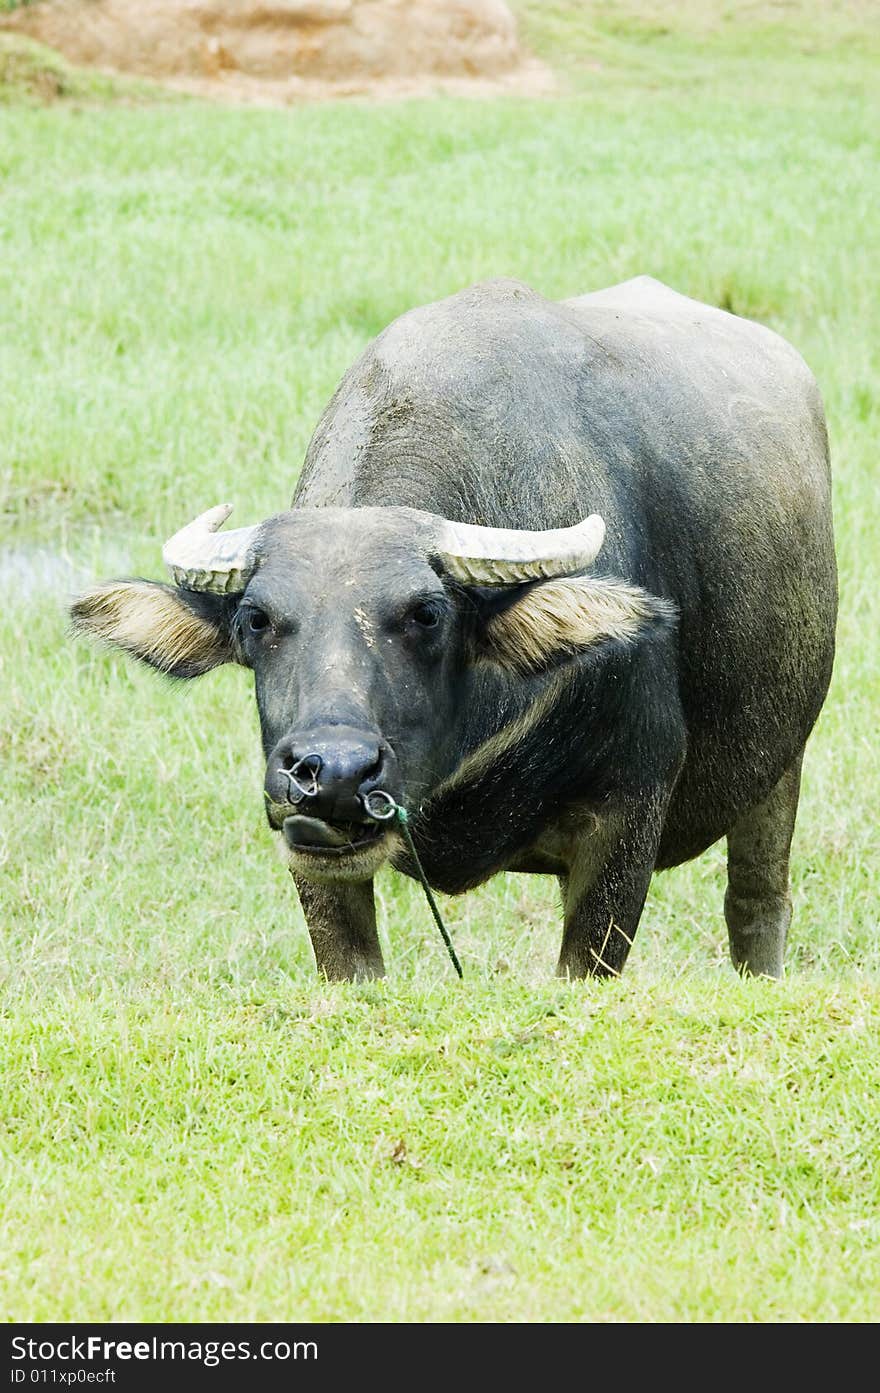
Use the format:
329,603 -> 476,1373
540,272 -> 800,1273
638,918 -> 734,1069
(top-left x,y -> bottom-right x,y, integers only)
282,814 -> 386,858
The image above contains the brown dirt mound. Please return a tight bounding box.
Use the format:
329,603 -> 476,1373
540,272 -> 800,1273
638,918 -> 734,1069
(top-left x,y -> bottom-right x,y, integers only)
0,0 -> 554,103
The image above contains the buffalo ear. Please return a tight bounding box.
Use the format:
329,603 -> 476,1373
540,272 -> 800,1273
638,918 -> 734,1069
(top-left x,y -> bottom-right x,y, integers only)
475,574 -> 676,675
70,580 -> 236,679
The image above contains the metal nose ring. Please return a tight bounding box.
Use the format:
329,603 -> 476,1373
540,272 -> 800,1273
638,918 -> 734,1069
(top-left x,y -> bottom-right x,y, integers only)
361,789 -> 399,822
279,754 -> 322,805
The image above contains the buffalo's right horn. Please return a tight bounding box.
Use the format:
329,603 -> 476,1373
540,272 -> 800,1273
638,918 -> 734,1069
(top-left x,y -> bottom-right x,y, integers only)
162,504 -> 259,594
435,513 -> 606,585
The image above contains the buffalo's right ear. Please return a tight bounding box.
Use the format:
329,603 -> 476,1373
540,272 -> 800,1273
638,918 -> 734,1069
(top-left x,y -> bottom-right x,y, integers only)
70,580 -> 236,679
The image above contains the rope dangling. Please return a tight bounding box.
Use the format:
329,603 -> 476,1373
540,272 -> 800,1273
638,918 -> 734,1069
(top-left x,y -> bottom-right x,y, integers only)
362,791 -> 463,980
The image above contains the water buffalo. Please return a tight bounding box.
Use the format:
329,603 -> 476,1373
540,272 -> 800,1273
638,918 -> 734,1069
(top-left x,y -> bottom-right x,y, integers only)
71,276 -> 837,981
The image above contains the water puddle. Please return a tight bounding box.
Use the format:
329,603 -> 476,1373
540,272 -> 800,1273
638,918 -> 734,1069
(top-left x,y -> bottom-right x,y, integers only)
0,542 -> 134,600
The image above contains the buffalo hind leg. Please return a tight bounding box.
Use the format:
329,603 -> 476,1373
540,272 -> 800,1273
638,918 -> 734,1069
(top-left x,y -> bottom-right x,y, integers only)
724,755 -> 803,979
294,877 -> 384,981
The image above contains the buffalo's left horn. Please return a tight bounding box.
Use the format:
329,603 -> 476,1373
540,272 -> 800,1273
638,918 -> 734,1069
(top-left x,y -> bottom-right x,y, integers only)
436,513 -> 606,585
162,504 -> 259,593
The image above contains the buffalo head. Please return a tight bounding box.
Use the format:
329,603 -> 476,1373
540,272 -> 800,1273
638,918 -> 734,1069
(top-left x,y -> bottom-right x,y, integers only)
71,504 -> 669,883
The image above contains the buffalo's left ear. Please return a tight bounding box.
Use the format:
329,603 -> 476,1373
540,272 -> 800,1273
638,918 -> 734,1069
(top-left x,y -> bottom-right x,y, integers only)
70,579 -> 236,679
473,574 -> 677,675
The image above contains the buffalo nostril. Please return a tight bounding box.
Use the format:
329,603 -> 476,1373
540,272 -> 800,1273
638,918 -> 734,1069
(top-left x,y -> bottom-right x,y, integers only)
281,753 -> 322,802
292,754 -> 323,782
361,754 -> 384,785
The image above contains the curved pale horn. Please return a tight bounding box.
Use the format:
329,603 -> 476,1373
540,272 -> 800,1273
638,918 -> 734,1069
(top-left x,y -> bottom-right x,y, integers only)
162,504 -> 259,594
436,513 -> 606,585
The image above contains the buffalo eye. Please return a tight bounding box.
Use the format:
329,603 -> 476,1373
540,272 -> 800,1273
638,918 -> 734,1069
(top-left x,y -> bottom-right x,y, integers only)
409,600 -> 443,630
244,606 -> 270,635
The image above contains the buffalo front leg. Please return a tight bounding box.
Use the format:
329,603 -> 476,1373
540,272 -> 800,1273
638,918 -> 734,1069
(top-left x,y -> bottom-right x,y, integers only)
293,877 -> 384,981
557,801 -> 664,979
724,754 -> 803,979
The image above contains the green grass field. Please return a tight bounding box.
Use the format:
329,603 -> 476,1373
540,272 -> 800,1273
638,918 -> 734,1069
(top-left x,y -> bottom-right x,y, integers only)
1,1 -> 879,1321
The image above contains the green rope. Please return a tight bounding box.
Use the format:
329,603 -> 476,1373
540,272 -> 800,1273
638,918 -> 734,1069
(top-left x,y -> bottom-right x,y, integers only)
396,807 -> 463,980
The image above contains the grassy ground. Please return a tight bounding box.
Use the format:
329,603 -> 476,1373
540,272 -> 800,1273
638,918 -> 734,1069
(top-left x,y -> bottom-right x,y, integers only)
0,32 -> 161,104
1,2 -> 879,1322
